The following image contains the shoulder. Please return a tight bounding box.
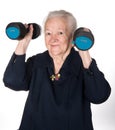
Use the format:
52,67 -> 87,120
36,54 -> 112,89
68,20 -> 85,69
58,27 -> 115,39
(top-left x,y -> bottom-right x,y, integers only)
26,50 -> 50,67
64,48 -> 83,77
70,47 -> 82,63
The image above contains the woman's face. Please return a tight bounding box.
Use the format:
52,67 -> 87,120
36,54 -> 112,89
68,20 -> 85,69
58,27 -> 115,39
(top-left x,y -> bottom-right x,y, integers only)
44,17 -> 72,57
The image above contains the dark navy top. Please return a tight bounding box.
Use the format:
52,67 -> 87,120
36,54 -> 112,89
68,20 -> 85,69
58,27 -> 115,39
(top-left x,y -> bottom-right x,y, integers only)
3,48 -> 111,130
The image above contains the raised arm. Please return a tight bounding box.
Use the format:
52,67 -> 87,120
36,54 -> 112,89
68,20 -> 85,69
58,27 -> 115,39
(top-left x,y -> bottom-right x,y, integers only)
3,25 -> 34,91
79,50 -> 111,104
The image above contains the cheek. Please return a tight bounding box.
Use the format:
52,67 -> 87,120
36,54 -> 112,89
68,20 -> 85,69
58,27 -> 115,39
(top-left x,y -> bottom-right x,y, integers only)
45,37 -> 50,47
61,37 -> 70,46
59,40 -> 70,51
62,37 -> 72,49
45,36 -> 48,42
62,43 -> 70,50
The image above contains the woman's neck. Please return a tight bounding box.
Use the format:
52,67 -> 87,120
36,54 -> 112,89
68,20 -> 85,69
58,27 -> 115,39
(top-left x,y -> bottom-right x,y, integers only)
52,46 -> 72,74
53,57 -> 64,74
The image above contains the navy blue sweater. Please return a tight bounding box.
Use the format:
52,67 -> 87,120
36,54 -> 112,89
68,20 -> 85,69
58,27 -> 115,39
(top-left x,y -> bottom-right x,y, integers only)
3,48 -> 111,130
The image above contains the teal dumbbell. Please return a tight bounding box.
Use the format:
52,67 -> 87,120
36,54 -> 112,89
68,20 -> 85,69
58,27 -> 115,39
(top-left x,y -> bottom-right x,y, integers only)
73,27 -> 94,50
6,22 -> 41,40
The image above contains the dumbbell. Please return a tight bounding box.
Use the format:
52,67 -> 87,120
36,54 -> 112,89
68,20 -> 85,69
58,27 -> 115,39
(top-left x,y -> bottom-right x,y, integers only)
6,22 -> 41,40
73,27 -> 94,50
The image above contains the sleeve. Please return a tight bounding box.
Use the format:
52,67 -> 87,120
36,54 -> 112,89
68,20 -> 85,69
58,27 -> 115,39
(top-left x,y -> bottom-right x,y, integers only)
3,53 -> 34,91
83,59 -> 111,104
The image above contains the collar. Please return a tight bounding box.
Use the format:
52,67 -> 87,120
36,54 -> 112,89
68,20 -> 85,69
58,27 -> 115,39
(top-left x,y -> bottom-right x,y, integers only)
46,47 -> 82,82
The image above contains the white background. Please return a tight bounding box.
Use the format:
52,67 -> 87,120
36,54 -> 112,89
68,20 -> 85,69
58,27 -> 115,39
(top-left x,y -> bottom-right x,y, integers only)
0,0 -> 115,130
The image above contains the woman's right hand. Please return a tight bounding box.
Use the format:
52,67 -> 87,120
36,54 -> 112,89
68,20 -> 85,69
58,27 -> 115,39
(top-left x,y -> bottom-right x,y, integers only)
15,24 -> 33,55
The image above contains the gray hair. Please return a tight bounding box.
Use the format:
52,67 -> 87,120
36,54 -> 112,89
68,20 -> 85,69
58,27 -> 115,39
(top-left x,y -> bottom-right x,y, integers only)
44,10 -> 77,35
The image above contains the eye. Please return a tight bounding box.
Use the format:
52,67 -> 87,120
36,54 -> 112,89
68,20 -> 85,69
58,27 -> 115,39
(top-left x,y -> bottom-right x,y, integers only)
59,31 -> 64,35
46,32 -> 51,35
45,31 -> 51,36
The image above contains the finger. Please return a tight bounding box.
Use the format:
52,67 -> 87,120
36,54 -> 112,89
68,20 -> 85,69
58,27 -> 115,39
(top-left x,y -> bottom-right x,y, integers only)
28,24 -> 33,38
24,24 -> 33,41
29,24 -> 34,33
24,23 -> 28,29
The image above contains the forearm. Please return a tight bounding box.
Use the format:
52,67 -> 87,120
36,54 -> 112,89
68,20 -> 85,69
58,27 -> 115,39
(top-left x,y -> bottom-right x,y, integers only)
3,53 -> 29,91
83,59 -> 111,104
15,40 -> 28,55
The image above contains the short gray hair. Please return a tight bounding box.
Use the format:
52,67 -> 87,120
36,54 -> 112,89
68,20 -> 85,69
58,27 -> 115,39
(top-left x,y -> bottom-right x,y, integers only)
44,10 -> 77,35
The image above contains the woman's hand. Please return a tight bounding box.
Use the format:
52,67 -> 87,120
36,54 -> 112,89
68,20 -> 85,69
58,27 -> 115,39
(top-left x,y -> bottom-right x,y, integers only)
15,24 -> 33,55
78,50 -> 92,69
77,28 -> 92,69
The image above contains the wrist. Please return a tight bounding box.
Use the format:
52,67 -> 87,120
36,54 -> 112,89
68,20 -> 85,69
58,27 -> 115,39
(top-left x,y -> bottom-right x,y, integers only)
79,51 -> 92,69
15,42 -> 28,55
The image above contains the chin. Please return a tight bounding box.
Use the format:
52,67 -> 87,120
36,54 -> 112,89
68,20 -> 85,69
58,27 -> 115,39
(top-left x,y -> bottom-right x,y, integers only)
50,48 -> 61,54
51,52 -> 61,56
49,50 -> 62,57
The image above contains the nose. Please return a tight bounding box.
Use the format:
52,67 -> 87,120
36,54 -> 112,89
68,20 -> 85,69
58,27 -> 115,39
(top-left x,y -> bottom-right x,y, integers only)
51,34 -> 58,43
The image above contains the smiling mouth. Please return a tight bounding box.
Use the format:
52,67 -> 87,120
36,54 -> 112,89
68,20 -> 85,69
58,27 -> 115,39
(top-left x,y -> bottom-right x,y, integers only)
51,44 -> 59,47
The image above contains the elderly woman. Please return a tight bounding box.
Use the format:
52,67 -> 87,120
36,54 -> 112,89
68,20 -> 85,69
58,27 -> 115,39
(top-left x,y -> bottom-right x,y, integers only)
3,10 -> 111,130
